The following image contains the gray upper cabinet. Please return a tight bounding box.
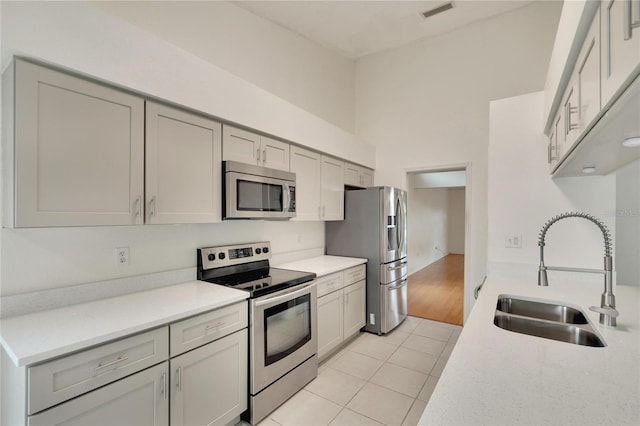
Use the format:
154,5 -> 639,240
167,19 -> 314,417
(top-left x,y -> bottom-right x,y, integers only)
222,125 -> 290,171
4,59 -> 145,227
145,102 -> 222,224
546,1 -> 640,177
577,11 -> 602,133
601,0 -> 640,107
344,162 -> 374,188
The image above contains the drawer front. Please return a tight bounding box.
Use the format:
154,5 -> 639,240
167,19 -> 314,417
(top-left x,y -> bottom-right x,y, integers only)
343,264 -> 366,286
315,272 -> 343,297
28,327 -> 168,415
170,301 -> 248,357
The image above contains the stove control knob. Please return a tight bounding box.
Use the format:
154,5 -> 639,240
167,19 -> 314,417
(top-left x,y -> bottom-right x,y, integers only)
256,248 -> 262,254
263,247 -> 269,253
218,253 -> 226,260
207,253 -> 215,261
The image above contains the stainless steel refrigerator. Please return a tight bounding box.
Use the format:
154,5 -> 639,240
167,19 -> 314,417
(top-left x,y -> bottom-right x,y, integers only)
326,187 -> 408,334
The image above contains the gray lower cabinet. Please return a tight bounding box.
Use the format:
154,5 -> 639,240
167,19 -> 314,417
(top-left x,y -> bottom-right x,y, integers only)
28,362 -> 169,426
4,301 -> 249,426
170,329 -> 248,426
316,265 -> 366,361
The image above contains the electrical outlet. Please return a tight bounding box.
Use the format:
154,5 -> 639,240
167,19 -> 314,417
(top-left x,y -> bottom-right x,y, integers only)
505,235 -> 522,248
115,247 -> 129,265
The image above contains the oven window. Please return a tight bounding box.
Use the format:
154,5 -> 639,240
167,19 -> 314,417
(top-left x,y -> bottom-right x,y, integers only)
237,180 -> 283,212
264,293 -> 311,366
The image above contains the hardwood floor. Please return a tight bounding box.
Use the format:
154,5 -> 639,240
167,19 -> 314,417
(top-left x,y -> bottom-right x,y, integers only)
407,254 -> 464,326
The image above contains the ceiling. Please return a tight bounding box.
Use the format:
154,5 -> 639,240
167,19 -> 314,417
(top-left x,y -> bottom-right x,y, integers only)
233,0 -> 538,58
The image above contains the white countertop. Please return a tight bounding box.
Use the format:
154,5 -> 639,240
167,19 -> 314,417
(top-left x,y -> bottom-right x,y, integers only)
274,255 -> 367,277
420,263 -> 640,425
0,281 -> 248,367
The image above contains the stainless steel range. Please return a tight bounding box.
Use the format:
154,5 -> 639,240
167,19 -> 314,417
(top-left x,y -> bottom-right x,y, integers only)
197,242 -> 318,425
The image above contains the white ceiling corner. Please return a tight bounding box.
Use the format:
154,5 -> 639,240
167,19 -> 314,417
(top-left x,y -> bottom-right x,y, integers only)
233,0 -> 539,59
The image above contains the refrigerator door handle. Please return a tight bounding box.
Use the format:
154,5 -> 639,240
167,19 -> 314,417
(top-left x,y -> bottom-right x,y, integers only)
396,194 -> 406,255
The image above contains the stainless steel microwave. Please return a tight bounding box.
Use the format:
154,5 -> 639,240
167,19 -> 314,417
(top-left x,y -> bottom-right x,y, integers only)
223,160 -> 296,220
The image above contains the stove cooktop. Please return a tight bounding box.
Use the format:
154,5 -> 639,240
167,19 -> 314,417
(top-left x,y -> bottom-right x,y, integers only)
201,267 -> 315,298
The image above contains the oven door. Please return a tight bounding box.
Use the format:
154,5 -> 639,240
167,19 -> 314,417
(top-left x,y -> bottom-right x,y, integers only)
250,282 -> 317,394
224,171 -> 296,219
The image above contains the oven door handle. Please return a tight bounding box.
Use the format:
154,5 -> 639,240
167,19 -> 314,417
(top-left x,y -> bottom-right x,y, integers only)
254,282 -> 315,307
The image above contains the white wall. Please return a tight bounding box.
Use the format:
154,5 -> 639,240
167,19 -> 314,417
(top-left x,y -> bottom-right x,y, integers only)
447,188 -> 465,255
354,1 -> 562,319
488,92 -> 616,273
0,1 -> 370,297
0,221 -> 323,296
91,1 -> 355,133
615,160 -> 640,286
407,188 -> 449,275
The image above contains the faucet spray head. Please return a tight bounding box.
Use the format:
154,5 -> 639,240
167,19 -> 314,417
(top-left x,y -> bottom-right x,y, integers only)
538,267 -> 549,286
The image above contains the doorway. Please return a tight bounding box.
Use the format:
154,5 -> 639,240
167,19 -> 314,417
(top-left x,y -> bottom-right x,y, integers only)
405,169 -> 467,325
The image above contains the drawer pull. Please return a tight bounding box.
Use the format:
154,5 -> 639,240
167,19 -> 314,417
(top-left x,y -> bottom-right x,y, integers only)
205,321 -> 225,332
94,355 -> 129,373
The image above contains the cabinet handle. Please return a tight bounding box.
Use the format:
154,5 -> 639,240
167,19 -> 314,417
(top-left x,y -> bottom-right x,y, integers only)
161,373 -> 167,400
624,0 -> 640,40
94,355 -> 129,373
263,148 -> 267,164
149,196 -> 157,217
322,205 -> 326,218
134,196 -> 141,217
565,102 -> 578,135
176,367 -> 182,392
205,321 -> 225,332
256,147 -> 261,164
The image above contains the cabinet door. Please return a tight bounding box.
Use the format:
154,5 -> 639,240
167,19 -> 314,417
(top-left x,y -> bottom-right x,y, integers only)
361,168 -> 374,187
577,9 -> 601,133
321,156 -> 345,221
317,290 -> 344,360
261,136 -> 290,171
170,329 -> 247,426
28,362 -> 169,426
13,59 -> 144,227
145,102 -> 222,224
601,0 -> 640,106
290,146 -> 321,221
343,280 -> 366,339
222,125 -> 260,166
344,163 -> 362,187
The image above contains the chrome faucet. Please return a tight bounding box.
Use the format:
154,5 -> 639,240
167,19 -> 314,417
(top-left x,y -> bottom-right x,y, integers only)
538,212 -> 619,327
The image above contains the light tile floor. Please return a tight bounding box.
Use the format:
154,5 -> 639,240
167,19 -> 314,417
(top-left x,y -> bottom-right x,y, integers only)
258,316 -> 462,426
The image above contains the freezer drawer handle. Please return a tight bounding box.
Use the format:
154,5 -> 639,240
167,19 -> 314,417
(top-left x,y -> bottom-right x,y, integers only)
387,261 -> 408,271
388,279 -> 408,291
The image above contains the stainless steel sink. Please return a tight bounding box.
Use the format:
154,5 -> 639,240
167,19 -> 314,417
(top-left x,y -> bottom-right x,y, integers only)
496,296 -> 588,324
493,295 -> 606,347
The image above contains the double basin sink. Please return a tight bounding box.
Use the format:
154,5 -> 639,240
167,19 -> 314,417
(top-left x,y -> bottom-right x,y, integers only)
494,295 -> 606,347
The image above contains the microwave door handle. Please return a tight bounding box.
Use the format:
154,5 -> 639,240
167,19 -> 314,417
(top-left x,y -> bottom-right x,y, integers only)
283,184 -> 291,212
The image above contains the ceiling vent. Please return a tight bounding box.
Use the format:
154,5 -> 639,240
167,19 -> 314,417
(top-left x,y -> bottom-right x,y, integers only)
421,1 -> 455,19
